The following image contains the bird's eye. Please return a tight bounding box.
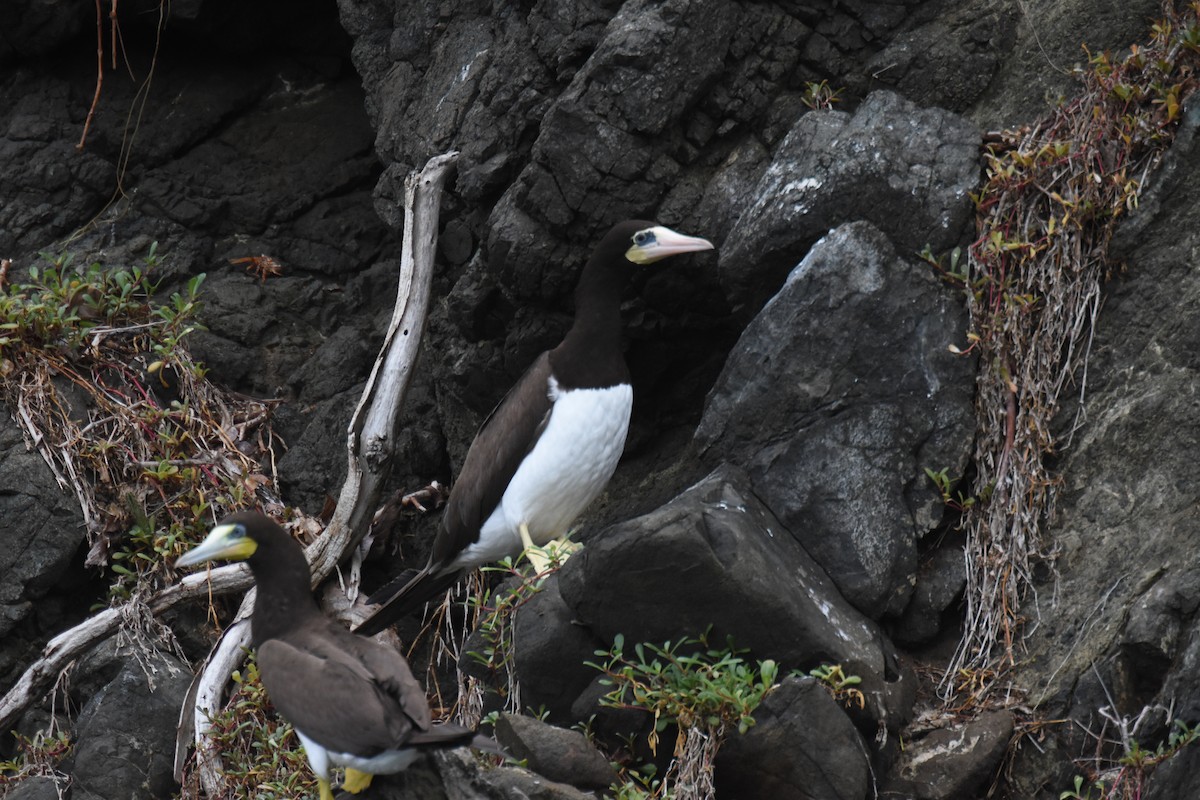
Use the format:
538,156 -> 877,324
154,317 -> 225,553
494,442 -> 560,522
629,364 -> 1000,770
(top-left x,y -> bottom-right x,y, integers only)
633,230 -> 655,247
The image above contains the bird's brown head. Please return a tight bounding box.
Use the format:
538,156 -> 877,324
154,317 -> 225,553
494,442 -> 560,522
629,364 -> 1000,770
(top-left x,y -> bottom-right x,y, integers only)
176,510 -> 294,570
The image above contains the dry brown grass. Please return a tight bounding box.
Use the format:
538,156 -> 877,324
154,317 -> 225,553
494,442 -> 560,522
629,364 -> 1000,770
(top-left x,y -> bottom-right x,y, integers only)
945,0 -> 1200,697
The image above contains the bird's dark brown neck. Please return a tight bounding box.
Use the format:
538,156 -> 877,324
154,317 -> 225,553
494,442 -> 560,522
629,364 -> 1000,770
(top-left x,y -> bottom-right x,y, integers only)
247,556 -> 323,646
550,258 -> 629,389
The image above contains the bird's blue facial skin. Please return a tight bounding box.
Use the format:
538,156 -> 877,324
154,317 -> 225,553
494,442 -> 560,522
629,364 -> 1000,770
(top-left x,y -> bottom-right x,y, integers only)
633,230 -> 657,248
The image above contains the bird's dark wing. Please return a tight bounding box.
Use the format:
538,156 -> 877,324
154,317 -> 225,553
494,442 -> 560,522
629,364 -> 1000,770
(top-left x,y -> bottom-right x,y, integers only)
257,634 -> 416,756
334,626 -> 432,731
433,352 -> 554,566
260,622 -> 485,755
355,354 -> 554,634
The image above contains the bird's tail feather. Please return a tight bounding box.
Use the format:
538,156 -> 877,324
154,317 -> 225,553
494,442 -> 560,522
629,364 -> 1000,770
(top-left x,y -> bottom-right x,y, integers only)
407,722 -> 507,758
354,567 -> 464,636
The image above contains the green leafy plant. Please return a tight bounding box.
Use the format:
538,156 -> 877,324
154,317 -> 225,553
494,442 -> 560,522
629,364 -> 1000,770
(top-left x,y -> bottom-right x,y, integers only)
807,663 -> 865,709
923,466 -> 978,511
1060,774 -> 1105,800
0,728 -> 71,787
587,630 -> 778,800
801,80 -> 842,110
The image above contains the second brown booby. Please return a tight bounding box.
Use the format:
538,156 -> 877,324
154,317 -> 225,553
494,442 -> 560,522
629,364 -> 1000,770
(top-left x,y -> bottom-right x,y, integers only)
176,511 -> 497,799
355,220 -> 714,636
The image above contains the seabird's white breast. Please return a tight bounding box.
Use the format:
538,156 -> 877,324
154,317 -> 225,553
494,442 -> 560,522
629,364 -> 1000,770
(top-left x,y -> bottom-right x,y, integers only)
454,378 -> 633,567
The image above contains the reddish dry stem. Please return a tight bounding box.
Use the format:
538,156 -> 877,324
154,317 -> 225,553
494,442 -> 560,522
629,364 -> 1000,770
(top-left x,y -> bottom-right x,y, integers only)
77,0 -> 105,152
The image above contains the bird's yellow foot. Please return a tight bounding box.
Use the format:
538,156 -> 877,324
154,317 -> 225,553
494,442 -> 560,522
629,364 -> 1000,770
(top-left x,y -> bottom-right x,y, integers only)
518,524 -> 579,572
319,777 -> 335,800
343,768 -> 374,794
543,537 -> 581,565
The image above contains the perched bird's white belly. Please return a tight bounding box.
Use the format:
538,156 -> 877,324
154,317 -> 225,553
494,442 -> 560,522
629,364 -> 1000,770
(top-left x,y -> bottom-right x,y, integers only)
454,382 -> 633,567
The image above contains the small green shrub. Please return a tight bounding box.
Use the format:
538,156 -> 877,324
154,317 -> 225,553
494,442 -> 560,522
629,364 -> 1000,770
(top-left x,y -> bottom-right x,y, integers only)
0,728 -> 71,788
587,630 -> 778,800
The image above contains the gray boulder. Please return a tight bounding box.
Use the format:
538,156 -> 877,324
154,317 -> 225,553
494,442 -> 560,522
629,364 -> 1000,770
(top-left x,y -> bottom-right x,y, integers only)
494,713 -> 617,792
62,653 -> 193,800
697,221 -> 975,618
511,578 -> 605,725
362,748 -> 595,800
1017,101 -> 1200,718
717,90 -> 980,314
716,677 -> 872,800
0,415 -> 84,648
885,710 -> 1014,800
556,464 -> 910,733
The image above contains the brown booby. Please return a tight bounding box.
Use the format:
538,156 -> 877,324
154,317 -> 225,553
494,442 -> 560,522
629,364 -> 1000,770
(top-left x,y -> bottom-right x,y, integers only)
355,220 -> 714,636
176,511 -> 496,800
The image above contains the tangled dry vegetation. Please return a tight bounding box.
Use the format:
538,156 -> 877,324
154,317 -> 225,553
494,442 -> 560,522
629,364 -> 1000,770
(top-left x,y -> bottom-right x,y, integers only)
0,248 -> 278,599
941,0 -> 1200,695
0,246 -> 294,790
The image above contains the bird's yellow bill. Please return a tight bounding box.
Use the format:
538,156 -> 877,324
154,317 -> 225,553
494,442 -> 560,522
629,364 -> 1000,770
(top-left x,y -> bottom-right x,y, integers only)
176,522 -> 258,568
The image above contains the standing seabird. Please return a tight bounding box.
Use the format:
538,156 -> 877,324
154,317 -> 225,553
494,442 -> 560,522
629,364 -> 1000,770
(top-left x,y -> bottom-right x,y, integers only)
176,511 -> 496,800
355,220 -> 714,636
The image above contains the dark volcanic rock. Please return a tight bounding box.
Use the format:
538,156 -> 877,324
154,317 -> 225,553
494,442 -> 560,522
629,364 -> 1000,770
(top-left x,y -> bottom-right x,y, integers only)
557,464 -> 912,735
0,415 -> 84,644
0,2 -> 88,61
717,90 -> 980,314
357,747 -> 595,800
1145,739 -> 1200,800
893,543 -> 967,646
494,713 -> 617,791
1,776 -> 65,800
697,220 -> 975,619
62,653 -> 192,800
716,677 -> 871,800
1016,102 -> 1200,728
885,710 -> 1014,800
511,577 -> 604,724
435,748 -> 594,800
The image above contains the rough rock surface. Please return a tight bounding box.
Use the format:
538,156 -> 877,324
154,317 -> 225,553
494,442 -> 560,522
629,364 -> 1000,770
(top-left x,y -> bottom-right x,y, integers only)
697,221 -> 976,618
493,713 -> 617,791
61,653 -> 193,800
559,465 -> 894,671
716,90 -> 980,314
355,748 -> 595,800
1004,100 -> 1200,797
3,1 -> 1200,799
554,464 -> 913,741
0,416 -> 84,646
886,710 -> 1014,800
715,677 -> 872,800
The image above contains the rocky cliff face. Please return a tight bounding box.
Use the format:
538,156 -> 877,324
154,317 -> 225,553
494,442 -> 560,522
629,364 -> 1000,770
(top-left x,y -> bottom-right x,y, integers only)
2,0 -> 1199,798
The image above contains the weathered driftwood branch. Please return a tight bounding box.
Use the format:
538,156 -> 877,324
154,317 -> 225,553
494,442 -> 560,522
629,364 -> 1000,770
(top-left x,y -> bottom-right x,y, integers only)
185,150 -> 458,794
0,151 -> 457,771
0,563 -> 251,734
